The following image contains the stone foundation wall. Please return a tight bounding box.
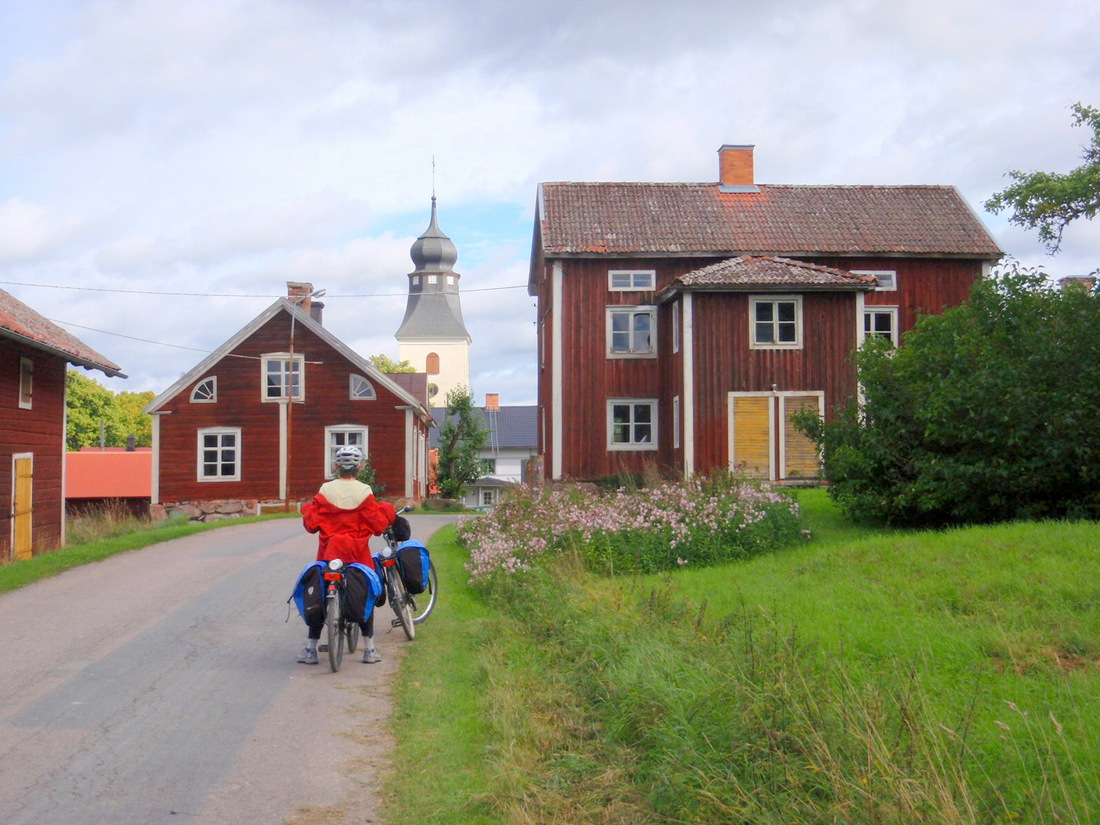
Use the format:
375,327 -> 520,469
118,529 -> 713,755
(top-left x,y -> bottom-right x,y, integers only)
151,499 -> 273,523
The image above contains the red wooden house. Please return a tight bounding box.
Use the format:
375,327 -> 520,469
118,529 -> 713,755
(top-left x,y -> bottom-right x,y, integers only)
145,283 -> 433,518
528,145 -> 1003,483
1,288 -> 124,561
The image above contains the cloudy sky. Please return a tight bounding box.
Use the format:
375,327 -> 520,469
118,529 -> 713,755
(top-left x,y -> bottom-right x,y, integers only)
2,0 -> 1098,405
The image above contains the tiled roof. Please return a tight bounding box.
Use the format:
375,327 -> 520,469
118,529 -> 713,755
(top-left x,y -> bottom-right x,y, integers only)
539,182 -> 1002,258
0,288 -> 124,376
429,405 -> 537,450
669,256 -> 878,292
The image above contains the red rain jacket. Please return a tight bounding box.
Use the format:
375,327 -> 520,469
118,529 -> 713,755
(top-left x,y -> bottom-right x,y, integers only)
301,493 -> 396,567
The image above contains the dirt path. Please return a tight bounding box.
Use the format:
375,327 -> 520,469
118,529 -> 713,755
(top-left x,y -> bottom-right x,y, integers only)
0,515 -> 457,825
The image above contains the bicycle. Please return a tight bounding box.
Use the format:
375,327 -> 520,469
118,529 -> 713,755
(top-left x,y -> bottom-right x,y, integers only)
376,508 -> 438,638
320,558 -> 360,672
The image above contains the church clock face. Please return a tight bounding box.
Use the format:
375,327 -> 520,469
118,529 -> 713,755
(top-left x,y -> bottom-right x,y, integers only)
428,382 -> 439,399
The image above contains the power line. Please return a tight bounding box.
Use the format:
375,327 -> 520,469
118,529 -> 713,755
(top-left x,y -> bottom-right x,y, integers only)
1,279 -> 527,298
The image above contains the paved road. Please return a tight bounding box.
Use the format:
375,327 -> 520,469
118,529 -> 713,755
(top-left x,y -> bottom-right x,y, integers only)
0,514 -> 458,825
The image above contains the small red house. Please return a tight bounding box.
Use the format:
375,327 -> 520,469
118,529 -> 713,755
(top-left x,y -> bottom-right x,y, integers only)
65,447 -> 153,518
145,283 -> 434,519
1,288 -> 124,561
528,145 -> 1004,483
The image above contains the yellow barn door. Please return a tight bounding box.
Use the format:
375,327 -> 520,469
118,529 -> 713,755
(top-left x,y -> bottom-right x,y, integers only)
729,393 -> 823,482
729,395 -> 774,479
12,455 -> 33,561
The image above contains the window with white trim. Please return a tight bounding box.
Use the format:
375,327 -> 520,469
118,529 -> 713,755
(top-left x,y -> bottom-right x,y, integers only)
852,270 -> 897,291
609,270 -> 656,291
262,353 -> 304,401
672,300 -> 680,354
863,307 -> 899,346
190,376 -> 217,403
349,374 -> 376,400
673,395 -> 681,450
607,306 -> 656,357
325,426 -> 368,478
608,399 -> 658,450
750,295 -> 802,349
198,428 -> 241,481
18,357 -> 33,410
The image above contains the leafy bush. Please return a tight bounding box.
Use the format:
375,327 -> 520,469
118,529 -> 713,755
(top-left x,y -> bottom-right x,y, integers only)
457,473 -> 803,583
797,262 -> 1100,526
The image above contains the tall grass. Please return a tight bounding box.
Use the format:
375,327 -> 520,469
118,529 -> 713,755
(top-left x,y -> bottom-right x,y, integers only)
433,486 -> 1100,824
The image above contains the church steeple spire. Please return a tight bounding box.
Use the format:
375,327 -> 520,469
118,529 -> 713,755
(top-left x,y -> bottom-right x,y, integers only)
395,195 -> 471,405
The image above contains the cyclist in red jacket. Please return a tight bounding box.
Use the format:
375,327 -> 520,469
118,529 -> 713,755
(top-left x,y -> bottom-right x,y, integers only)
297,445 -> 395,665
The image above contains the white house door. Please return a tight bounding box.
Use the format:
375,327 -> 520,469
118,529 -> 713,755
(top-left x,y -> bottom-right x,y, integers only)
728,392 -> 823,482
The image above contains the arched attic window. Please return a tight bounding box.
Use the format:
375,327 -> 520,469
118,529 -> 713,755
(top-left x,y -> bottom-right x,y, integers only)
349,374 -> 376,400
190,376 -> 217,403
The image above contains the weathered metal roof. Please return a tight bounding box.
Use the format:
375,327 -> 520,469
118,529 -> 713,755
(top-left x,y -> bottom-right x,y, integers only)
538,182 -> 1003,258
666,256 -> 878,294
0,288 -> 125,377
429,405 -> 537,450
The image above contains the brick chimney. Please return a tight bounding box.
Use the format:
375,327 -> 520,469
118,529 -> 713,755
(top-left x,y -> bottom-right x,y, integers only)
718,144 -> 759,193
286,281 -> 323,324
485,393 -> 500,411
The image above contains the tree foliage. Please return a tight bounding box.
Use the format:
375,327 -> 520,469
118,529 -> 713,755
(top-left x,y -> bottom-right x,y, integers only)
796,262 -> 1100,526
66,372 -> 154,450
433,386 -> 490,500
985,102 -> 1100,253
367,353 -> 416,373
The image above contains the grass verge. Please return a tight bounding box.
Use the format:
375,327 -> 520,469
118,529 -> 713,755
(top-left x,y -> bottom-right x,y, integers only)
387,490 -> 1100,824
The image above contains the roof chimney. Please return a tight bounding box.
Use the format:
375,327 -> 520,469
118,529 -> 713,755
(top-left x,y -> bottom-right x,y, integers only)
485,393 -> 500,411
287,281 -> 314,311
718,144 -> 759,193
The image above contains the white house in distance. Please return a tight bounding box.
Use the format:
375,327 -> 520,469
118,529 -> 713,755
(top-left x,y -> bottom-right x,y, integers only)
431,394 -> 538,508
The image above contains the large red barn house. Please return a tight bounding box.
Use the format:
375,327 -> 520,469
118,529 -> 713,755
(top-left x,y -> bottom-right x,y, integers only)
528,145 -> 1004,483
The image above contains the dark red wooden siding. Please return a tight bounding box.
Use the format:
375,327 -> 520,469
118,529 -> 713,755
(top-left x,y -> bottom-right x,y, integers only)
156,312 -> 422,503
1,344 -> 68,558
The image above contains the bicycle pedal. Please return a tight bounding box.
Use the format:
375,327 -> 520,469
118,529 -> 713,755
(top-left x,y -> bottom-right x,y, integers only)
391,618 -> 403,628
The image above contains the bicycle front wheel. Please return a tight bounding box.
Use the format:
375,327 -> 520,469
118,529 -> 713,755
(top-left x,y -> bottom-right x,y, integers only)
386,566 -> 415,641
410,562 -> 438,624
326,594 -> 344,672
346,619 -> 360,653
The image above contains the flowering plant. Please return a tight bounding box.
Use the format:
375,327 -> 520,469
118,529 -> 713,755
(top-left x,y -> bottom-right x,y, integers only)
458,474 -> 803,584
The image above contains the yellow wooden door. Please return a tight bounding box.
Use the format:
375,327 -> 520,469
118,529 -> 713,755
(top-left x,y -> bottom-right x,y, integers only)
12,456 -> 33,561
781,395 -> 823,480
730,395 -> 773,479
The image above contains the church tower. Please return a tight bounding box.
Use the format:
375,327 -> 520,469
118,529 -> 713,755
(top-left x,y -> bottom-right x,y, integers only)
396,196 -> 471,406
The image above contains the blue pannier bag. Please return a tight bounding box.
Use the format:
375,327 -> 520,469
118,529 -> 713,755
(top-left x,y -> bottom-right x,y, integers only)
289,561 -> 326,625
397,540 -> 431,595
344,562 -> 383,623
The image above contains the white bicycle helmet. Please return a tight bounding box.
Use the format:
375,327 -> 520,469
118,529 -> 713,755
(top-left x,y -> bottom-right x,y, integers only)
333,445 -> 365,469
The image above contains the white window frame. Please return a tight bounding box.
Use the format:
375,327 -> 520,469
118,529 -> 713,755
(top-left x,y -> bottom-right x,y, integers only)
607,399 -> 658,451
18,357 -> 32,410
673,395 -> 681,450
607,306 -> 657,358
750,295 -> 803,350
325,426 -> 368,478
261,353 -> 304,401
862,306 -> 899,346
608,269 -> 656,291
672,300 -> 681,355
349,374 -> 376,400
852,269 -> 897,292
197,427 -> 241,482
190,376 -> 217,403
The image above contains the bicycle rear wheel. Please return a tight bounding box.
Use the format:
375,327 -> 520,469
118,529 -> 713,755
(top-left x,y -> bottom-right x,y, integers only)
385,566 -> 415,641
410,562 -> 438,624
346,620 -> 360,653
326,594 -> 344,672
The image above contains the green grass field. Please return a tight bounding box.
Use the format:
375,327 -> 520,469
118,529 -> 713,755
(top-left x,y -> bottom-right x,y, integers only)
387,490 -> 1100,824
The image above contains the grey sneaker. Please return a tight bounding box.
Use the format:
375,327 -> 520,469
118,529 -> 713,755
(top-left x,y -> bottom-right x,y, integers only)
297,647 -> 319,665
362,648 -> 381,664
